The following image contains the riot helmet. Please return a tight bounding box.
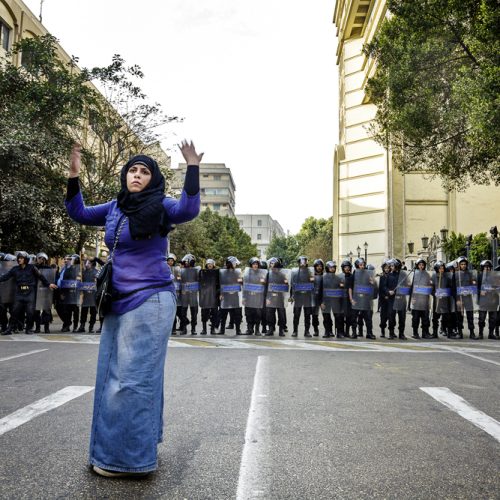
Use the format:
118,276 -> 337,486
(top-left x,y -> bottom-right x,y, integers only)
313,258 -> 324,270
205,258 -> 216,269
268,257 -> 281,269
354,257 -> 365,269
297,256 -> 308,267
341,259 -> 352,272
16,251 -> 29,264
248,257 -> 260,268
3,253 -> 16,261
260,260 -> 268,270
381,259 -> 390,271
325,260 -> 337,273
480,259 -> 492,270
415,258 -> 426,270
366,264 -> 375,271
36,252 -> 49,262
445,262 -> 456,272
226,256 -> 240,269
181,254 -> 196,267
167,253 -> 176,265
456,256 -> 468,270
71,254 -> 80,265
433,260 -> 445,272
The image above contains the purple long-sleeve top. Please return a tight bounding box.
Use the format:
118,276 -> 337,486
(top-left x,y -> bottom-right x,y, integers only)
65,186 -> 200,314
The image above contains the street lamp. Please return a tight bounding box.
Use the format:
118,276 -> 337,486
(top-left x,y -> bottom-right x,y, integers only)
421,235 -> 429,250
465,234 -> 473,260
440,227 -> 448,242
490,226 -> 498,268
348,250 -> 353,263
407,241 -> 414,254
363,242 -> 368,263
356,245 -> 361,258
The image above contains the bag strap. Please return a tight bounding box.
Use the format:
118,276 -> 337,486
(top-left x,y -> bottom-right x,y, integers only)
109,215 -> 127,262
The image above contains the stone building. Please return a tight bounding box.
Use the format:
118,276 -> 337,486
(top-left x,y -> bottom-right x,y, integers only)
172,163 -> 236,217
236,214 -> 285,259
333,0 -> 499,264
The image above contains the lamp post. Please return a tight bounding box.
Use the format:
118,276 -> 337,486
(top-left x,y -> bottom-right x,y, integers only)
465,234 -> 472,261
348,250 -> 353,263
421,235 -> 429,250
364,242 -> 368,263
356,245 -> 361,258
490,226 -> 498,268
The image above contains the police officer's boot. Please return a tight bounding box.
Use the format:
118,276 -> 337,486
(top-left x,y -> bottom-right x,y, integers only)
218,323 -> 225,335
210,324 -> 216,335
388,329 -> 397,339
88,322 -> 95,333
44,323 -> 50,334
313,326 -> 319,337
422,328 -> 431,339
279,328 -> 285,337
235,324 -> 242,335
255,326 -> 261,336
399,330 -> 407,340
350,326 -> 357,339
304,329 -> 312,338
431,327 -> 438,339
244,324 -> 253,335
201,322 -> 207,335
380,328 -> 385,338
412,328 -> 420,339
77,323 -> 86,333
457,329 -> 464,339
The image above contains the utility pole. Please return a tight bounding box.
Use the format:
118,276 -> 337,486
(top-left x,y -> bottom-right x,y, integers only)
39,0 -> 45,23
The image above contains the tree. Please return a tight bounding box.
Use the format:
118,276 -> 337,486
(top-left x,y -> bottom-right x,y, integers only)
296,216 -> 333,262
441,231 -> 491,268
0,35 -> 179,254
266,235 -> 300,268
169,209 -> 258,267
364,0 -> 500,190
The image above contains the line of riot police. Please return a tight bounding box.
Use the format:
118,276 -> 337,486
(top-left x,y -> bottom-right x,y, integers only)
167,252 -> 500,341
0,251 -> 103,335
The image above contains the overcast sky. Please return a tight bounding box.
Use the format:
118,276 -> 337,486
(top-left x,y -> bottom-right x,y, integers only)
24,0 -> 339,234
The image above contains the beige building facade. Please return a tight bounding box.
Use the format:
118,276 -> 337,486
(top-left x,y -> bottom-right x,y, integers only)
173,163 -> 236,216
236,214 -> 285,259
333,0 -> 499,265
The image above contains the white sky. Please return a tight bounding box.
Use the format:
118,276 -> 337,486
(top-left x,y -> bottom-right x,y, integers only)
24,0 -> 339,234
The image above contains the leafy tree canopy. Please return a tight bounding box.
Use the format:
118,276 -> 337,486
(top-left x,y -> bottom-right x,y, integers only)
365,0 -> 500,190
0,35 -> 179,255
441,231 -> 492,268
169,209 -> 258,268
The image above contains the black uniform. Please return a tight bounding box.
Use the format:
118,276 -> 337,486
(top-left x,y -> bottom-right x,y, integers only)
0,264 -> 50,334
199,268 -> 220,334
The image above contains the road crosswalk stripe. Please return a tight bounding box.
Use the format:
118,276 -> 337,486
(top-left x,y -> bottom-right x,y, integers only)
0,386 -> 94,437
0,349 -> 48,362
421,387 -> 500,443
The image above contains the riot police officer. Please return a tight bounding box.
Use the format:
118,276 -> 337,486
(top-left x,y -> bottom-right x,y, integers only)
349,258 -> 376,340
378,260 -> 391,338
219,256 -> 243,335
179,254 -> 200,335
453,256 -> 477,339
290,256 -> 315,337
410,258 -> 432,339
243,257 -> 267,335
0,251 -> 57,334
477,260 -> 499,340
199,258 -> 220,335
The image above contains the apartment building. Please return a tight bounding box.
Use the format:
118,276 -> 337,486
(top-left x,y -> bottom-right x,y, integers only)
236,214 -> 285,260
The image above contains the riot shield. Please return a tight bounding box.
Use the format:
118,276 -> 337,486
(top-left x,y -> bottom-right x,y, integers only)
172,266 -> 182,300
321,273 -> 344,314
410,270 -> 433,311
455,270 -> 478,312
0,261 -> 16,304
432,272 -> 454,314
242,267 -> 267,309
80,268 -> 97,307
478,270 -> 500,312
220,268 -> 242,309
266,269 -> 290,309
352,269 -> 376,311
180,267 -> 200,308
199,268 -> 219,309
312,273 -> 323,308
393,271 -> 412,311
35,268 -> 56,311
58,265 -> 81,305
291,267 -> 314,308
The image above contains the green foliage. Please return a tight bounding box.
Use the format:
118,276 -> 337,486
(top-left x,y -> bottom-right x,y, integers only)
296,216 -> 333,262
266,235 -> 300,268
364,0 -> 500,190
168,209 -> 258,267
442,231 -> 491,268
0,35 -> 179,255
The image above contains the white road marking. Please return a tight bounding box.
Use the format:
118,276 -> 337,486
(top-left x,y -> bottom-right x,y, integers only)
236,356 -> 271,499
0,349 -> 48,362
421,387 -> 500,443
437,345 -> 500,367
0,386 -> 94,437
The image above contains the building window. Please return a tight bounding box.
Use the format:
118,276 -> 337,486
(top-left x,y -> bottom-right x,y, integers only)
257,219 -> 262,227
257,234 -> 262,240
204,188 -> 229,196
213,174 -> 221,181
203,174 -> 209,178
0,19 -> 11,52
213,203 -> 221,211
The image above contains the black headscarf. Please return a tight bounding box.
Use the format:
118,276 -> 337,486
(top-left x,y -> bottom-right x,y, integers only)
116,155 -> 169,240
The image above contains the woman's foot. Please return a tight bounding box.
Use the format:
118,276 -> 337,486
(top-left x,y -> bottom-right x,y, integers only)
92,465 -> 149,478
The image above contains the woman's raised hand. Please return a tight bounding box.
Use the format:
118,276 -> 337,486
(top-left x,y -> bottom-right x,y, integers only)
179,140 -> 204,166
69,143 -> 82,178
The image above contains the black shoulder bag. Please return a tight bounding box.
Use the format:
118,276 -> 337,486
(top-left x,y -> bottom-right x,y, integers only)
96,216 -> 127,320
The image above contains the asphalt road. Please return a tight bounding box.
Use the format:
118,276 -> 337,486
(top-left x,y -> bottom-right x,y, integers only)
1,332 -> 499,499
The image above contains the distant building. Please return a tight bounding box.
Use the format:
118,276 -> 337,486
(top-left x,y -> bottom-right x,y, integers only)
236,214 -> 285,259
172,163 -> 236,216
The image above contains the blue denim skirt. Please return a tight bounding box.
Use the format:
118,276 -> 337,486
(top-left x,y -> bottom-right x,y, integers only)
89,291 -> 176,472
